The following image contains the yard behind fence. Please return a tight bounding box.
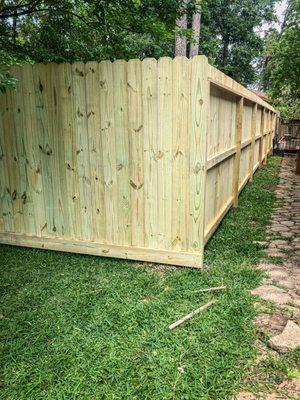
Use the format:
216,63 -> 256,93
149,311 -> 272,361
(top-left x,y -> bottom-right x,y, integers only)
0,56 -> 277,267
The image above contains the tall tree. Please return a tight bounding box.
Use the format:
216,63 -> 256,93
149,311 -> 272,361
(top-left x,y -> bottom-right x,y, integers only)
189,1 -> 201,57
262,0 -> 300,119
175,0 -> 188,56
0,0 -> 279,89
200,0 -> 277,85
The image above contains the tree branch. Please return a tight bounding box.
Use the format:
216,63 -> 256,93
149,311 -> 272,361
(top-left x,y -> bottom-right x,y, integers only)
0,5 -> 96,31
0,0 -> 40,17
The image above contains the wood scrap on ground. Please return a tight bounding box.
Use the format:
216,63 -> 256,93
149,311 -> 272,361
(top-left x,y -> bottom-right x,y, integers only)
168,299 -> 216,330
194,285 -> 226,293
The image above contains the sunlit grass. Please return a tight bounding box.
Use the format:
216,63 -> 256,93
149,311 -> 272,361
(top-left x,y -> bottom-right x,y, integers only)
0,157 -> 282,399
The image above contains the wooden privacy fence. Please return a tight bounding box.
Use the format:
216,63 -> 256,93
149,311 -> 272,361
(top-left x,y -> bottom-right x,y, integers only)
0,56 -> 277,268
279,120 -> 300,140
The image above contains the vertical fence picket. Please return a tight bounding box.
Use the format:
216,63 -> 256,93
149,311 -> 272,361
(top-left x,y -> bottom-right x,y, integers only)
112,60 -> 131,246
127,59 -> 144,247
72,62 -> 92,240
171,57 -> 189,251
157,57 -> 173,249
99,61 -> 118,245
188,56 -> 209,266
84,62 -> 105,242
9,66 -> 26,234
0,73 -> 14,233
0,58 -> 277,268
142,58 -> 158,248
61,63 -> 77,238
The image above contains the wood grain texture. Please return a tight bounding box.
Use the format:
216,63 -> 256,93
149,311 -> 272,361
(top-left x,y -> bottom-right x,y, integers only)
0,59 -> 276,268
171,57 -> 189,251
188,56 -> 209,265
127,59 -> 145,247
249,103 -> 258,182
232,97 -> 244,207
142,58 -> 158,248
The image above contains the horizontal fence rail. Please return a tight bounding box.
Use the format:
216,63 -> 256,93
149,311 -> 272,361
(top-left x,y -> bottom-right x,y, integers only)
0,57 -> 277,267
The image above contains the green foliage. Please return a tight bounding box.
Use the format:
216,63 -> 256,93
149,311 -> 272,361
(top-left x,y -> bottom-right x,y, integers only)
0,67 -> 17,93
0,49 -> 25,92
0,0 -> 278,88
262,0 -> 300,120
200,0 -> 277,85
0,0 -> 181,63
0,157 -> 282,399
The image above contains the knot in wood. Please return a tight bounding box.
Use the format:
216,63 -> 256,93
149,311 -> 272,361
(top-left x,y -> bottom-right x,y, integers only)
130,180 -> 144,190
154,150 -> 164,161
193,163 -> 204,174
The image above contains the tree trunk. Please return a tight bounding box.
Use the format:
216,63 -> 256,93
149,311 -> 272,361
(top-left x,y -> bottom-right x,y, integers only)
12,17 -> 17,43
258,0 -> 291,90
221,37 -> 229,66
175,0 -> 188,57
189,10 -> 201,57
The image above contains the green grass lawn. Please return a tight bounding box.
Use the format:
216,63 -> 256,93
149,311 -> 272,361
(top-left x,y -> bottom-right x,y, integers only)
0,157 -> 282,400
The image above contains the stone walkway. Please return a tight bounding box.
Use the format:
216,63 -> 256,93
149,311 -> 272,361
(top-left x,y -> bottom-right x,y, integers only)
237,156 -> 300,400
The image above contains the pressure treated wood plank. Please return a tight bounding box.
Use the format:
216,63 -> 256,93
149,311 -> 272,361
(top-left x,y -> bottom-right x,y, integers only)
127,59 -> 145,247
249,103 -> 257,181
262,107 -> 267,164
7,66 -> 26,234
21,64 -> 45,236
157,57 -> 173,249
188,55 -> 209,261
258,107 -> 264,164
29,64 -> 46,236
171,56 -> 189,251
142,58 -> 158,248
208,69 -> 275,112
0,88 -> 13,232
215,93 -> 226,217
0,232 -> 204,268
51,63 -> 71,238
17,65 -> 35,235
56,63 -> 77,239
268,110 -> 272,152
208,87 -> 219,158
54,63 -> 72,236
99,60 -> 118,244
112,60 -> 131,246
72,62 -> 94,241
46,63 -> 64,237
31,64 -> 55,237
56,63 -> 76,239
204,167 -> 217,232
85,61 -> 106,242
204,195 -> 234,243
0,58 -> 275,269
232,97 -> 244,208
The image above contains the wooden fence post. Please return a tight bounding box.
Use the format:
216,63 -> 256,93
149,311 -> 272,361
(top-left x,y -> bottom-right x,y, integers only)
265,110 -> 270,155
262,108 -> 268,165
270,112 -> 276,155
249,103 -> 257,182
268,110 -> 271,154
189,55 -> 209,267
232,97 -> 244,208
